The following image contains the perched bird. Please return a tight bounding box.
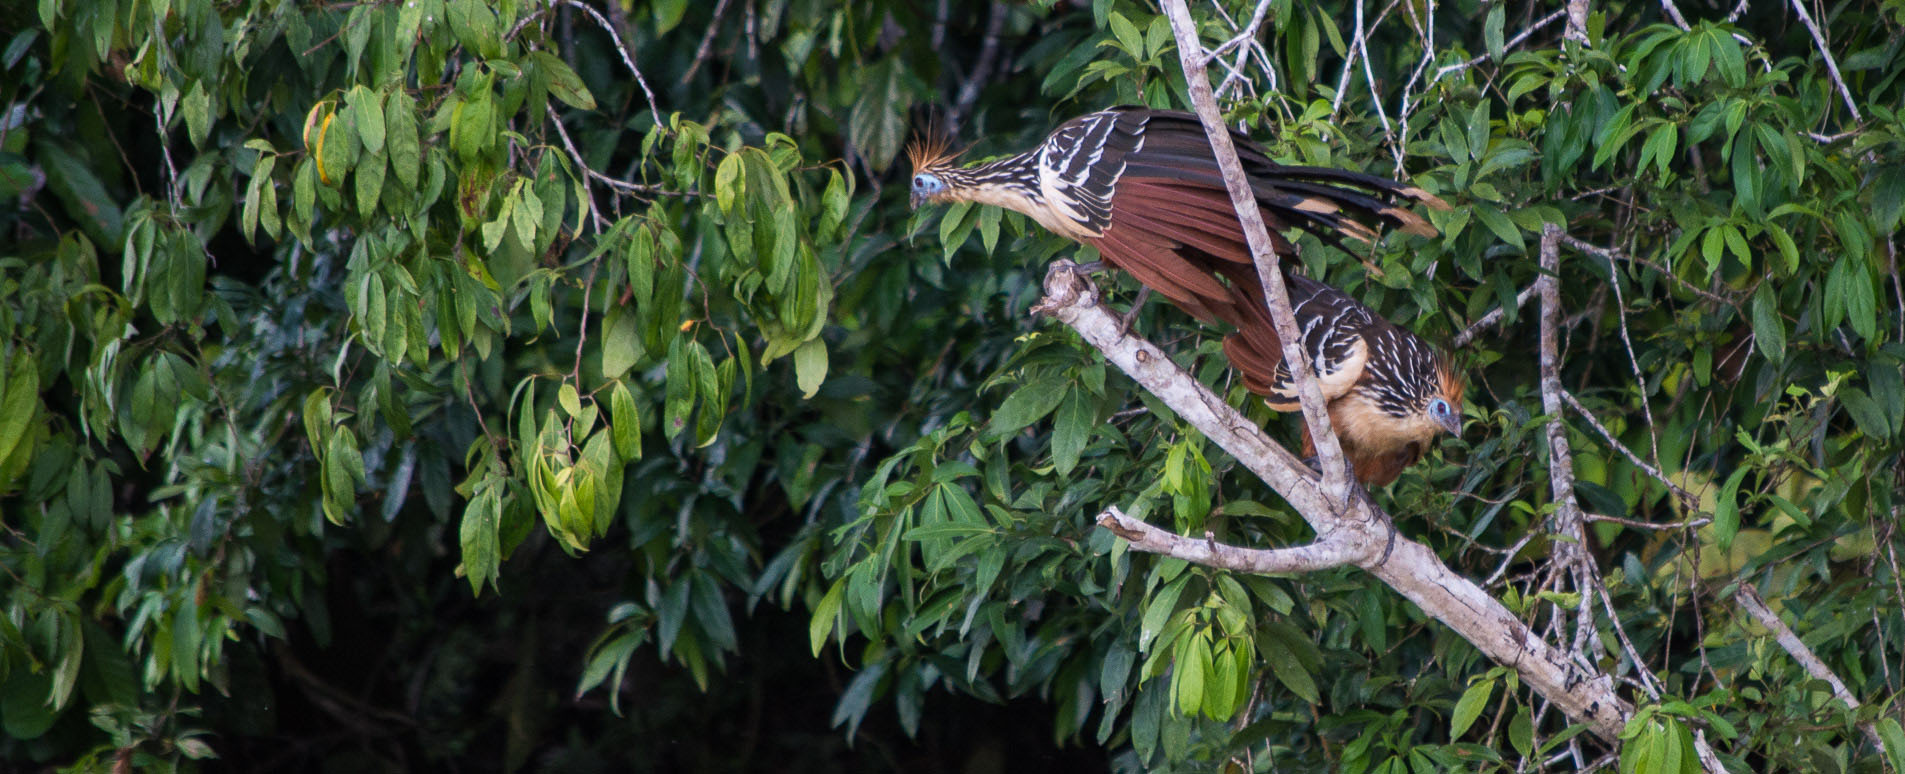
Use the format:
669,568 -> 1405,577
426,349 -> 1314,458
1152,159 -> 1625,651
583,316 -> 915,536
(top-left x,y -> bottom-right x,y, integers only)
1222,272 -> 1464,485
906,106 -> 1446,326
908,106 -> 1462,484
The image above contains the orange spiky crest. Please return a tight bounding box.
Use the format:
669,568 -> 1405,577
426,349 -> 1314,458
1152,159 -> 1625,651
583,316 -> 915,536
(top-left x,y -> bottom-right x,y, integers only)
1436,358 -> 1466,407
905,124 -> 963,173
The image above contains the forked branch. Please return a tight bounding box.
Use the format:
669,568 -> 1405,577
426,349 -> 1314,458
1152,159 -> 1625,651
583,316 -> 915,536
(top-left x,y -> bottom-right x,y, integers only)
1034,263 -> 1632,741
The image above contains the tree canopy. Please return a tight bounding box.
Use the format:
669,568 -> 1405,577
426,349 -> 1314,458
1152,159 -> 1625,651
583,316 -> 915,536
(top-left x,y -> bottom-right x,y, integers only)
2,0 -> 1903,771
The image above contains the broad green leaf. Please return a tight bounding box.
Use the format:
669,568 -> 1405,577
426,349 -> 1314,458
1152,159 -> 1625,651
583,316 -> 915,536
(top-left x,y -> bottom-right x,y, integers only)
1450,679 -> 1495,739
350,85 -> 385,153
459,483 -> 501,594
1052,388 -> 1092,476
1712,466 -> 1749,549
534,50 -> 596,110
715,152 -> 743,214
984,372 -> 1069,440
809,580 -> 844,656
1750,283 -> 1785,364
601,305 -> 644,379
847,58 -> 909,172
1107,11 -> 1144,58
385,91 -> 421,190
355,151 -> 385,217
793,339 -> 827,399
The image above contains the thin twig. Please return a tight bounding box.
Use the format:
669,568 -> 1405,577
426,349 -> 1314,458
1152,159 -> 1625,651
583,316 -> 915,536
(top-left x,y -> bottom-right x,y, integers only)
1583,511 -> 1709,530
546,103 -> 675,218
1559,388 -> 1697,510
1432,10 -> 1567,80
550,0 -> 662,127
1560,234 -> 1736,307
950,2 -> 1011,127
572,258 -> 601,381
1592,574 -> 1663,698
1355,0 -> 1396,146
1602,263 -> 1667,476
678,0 -> 735,86
1204,0 -> 1275,65
1735,584 -> 1885,748
1787,0 -> 1862,121
1453,282 -> 1538,348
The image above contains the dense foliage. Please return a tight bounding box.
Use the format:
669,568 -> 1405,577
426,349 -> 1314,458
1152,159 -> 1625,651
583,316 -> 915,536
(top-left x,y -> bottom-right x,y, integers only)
1,0 -> 1903,770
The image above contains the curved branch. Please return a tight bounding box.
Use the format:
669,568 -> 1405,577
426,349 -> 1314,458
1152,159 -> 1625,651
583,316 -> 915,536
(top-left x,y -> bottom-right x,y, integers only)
1034,262 -> 1632,741
1097,507 -> 1364,574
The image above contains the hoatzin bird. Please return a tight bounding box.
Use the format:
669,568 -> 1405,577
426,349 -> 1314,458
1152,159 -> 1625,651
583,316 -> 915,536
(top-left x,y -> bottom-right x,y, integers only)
908,106 -> 1463,485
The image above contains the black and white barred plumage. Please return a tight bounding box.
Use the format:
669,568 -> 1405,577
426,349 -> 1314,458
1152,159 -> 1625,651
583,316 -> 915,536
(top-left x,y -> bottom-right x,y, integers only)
908,106 -> 1462,485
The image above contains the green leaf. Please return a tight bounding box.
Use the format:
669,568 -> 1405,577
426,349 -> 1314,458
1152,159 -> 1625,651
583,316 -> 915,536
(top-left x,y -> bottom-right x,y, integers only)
793,339 -> 827,399
533,50 -> 597,110
558,382 -> 583,418
385,91 -> 421,191
809,580 -> 845,656
1467,100 -> 1490,163
1,670 -> 56,739
1845,262 -> 1877,342
1139,576 -> 1188,650
601,305 -> 644,379
319,106 -> 360,185
1052,388 -> 1092,476
1484,4 -> 1505,59
460,482 -> 502,594
1172,634 -> 1207,716
847,58 -> 910,172
1712,466 -> 1749,550
1710,26 -> 1745,87
715,152 -> 743,214
1875,166 -> 1905,231
1450,679 -> 1495,739
181,80 -> 212,148
1766,223 -> 1798,274
350,85 -> 385,154
1107,11 -> 1144,58
1879,717 -> 1905,774
1749,283 -> 1785,364
984,372 -> 1069,440
355,151 -> 386,217
1259,626 -> 1319,703
652,0 -> 688,33
1510,706 -> 1534,757
1841,387 -> 1891,439
609,381 -> 642,461
818,169 -> 850,239
1474,206 -> 1525,251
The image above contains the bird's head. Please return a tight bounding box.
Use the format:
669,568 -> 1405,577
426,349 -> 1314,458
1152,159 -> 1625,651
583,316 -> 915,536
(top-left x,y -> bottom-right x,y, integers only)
1421,362 -> 1466,437
905,131 -> 965,209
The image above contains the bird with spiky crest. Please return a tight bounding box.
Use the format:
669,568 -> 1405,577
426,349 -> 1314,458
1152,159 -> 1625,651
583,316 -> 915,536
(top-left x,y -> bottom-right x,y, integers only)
908,106 -> 1463,485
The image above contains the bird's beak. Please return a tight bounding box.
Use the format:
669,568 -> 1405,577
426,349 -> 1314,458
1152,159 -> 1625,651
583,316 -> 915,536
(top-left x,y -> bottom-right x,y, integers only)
1435,411 -> 1463,436
909,192 -> 925,209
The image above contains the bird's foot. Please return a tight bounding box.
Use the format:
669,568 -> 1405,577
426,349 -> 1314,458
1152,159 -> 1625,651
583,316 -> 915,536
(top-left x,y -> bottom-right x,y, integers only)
1299,458 -> 1397,565
1072,260 -> 1110,274
1298,454 -> 1319,474
1355,487 -> 1398,566
1116,286 -> 1152,336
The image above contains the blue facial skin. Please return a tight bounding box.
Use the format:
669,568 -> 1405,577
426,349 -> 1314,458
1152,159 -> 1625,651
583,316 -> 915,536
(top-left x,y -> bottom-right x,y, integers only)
910,173 -> 945,208
1428,397 -> 1460,435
